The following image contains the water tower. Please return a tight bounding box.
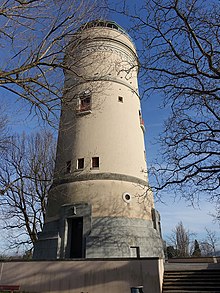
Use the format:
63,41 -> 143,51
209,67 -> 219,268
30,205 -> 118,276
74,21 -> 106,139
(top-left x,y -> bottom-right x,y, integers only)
33,20 -> 164,259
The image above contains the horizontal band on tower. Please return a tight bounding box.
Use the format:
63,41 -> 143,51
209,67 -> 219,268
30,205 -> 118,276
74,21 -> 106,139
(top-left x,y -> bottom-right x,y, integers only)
63,76 -> 140,98
52,172 -> 148,188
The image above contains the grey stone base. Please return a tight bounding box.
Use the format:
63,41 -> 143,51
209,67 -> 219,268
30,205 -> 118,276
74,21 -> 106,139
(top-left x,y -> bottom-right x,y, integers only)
86,217 -> 164,258
33,220 -> 59,259
33,215 -> 164,259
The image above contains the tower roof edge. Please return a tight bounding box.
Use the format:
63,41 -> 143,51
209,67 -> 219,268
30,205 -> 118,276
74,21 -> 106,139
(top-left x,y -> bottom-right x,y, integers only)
78,19 -> 134,44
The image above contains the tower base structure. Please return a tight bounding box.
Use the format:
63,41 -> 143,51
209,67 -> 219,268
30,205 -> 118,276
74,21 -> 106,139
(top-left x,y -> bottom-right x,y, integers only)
33,203 -> 164,260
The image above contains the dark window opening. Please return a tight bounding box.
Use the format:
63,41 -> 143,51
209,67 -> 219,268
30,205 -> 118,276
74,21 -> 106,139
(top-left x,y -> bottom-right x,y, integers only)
107,23 -> 118,29
80,96 -> 91,111
131,286 -> 144,293
139,110 -> 145,132
97,21 -> 105,27
81,21 -> 120,31
118,96 -> 123,103
123,192 -> 131,203
92,157 -> 99,168
125,194 -> 130,201
77,91 -> 92,113
77,158 -> 84,169
66,161 -> 71,173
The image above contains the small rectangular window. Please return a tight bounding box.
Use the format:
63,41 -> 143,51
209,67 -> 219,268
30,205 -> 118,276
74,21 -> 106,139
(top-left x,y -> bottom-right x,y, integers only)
118,96 -> 123,103
80,96 -> 91,111
66,161 -> 71,173
77,158 -> 84,169
77,91 -> 92,113
91,157 -> 99,168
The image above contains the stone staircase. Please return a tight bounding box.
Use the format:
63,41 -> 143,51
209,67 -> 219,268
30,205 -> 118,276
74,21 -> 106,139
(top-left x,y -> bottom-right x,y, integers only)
163,263 -> 220,292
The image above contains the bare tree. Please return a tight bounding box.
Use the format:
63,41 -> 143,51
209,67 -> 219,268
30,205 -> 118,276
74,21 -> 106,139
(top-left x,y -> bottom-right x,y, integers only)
108,0 -> 220,205
200,228 -> 219,256
0,0 -> 104,125
0,131 -> 55,253
168,221 -> 191,257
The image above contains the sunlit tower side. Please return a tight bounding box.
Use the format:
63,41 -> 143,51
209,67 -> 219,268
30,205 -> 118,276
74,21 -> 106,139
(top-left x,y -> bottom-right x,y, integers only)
33,20 -> 164,259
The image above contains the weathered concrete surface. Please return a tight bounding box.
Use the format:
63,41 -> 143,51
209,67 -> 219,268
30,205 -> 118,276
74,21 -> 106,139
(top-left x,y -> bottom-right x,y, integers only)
0,258 -> 164,293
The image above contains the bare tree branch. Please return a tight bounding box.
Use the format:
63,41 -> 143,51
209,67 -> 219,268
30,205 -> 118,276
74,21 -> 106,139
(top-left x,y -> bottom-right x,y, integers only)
0,0 -> 104,125
0,131 -> 55,252
108,0 -> 220,208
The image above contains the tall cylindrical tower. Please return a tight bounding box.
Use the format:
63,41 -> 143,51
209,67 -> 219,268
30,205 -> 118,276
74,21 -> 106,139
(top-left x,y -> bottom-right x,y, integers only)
33,20 -> 164,259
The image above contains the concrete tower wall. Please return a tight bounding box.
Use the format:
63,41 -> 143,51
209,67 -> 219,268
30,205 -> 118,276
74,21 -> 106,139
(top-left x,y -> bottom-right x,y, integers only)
33,21 -> 164,260
56,27 -> 144,179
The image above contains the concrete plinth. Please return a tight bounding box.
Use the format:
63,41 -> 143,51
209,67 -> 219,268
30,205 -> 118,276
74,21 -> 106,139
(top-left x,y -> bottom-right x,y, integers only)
0,258 -> 164,293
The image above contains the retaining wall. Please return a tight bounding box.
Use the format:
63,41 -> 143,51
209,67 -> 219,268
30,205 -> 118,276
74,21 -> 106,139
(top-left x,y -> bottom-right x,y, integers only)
0,258 -> 164,293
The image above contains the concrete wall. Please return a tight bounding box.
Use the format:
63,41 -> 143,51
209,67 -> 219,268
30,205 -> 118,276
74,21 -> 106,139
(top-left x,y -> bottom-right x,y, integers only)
0,258 -> 164,293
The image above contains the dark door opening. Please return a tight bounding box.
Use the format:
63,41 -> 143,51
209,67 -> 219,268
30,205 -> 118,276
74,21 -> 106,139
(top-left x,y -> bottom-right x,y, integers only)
68,217 -> 83,258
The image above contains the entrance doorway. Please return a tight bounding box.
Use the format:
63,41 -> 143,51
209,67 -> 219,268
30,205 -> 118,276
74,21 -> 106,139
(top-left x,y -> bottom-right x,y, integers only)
68,217 -> 84,258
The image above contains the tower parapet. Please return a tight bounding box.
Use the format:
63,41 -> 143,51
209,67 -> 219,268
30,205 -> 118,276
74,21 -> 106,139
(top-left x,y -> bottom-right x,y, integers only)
33,20 -> 164,259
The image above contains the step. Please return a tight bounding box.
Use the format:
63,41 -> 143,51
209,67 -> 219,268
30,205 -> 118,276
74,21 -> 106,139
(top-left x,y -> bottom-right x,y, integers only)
164,274 -> 220,278
163,288 -> 220,290
163,286 -> 220,290
163,272 -> 220,291
164,276 -> 220,278
164,281 -> 220,285
163,264 -> 220,292
163,281 -> 220,287
164,272 -> 220,280
165,270 -> 220,274
165,270 -> 220,273
163,289 -> 220,293
165,264 -> 220,271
